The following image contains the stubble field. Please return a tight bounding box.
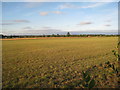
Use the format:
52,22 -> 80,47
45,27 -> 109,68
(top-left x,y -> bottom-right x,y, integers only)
2,37 -> 119,88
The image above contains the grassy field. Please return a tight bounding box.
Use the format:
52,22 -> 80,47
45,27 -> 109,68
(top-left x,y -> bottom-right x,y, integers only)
2,37 -> 119,88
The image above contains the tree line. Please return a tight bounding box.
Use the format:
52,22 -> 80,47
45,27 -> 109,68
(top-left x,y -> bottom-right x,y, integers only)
0,32 -> 119,39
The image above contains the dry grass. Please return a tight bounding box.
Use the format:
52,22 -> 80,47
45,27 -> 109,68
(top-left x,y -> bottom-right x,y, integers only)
2,37 -> 118,88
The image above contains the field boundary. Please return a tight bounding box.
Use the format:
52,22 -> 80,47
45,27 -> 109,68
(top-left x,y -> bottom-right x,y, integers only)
1,36 -> 115,40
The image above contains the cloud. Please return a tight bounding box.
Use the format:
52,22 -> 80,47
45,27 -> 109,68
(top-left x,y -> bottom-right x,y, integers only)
0,23 -> 14,25
42,27 -> 51,29
81,3 -> 104,8
58,2 -> 107,9
40,12 -> 49,16
78,21 -> 93,25
23,26 -> 32,29
18,28 -> 66,35
69,30 -> 118,35
58,3 -> 74,9
52,11 -> 64,14
25,2 -> 42,8
40,11 -> 64,16
4,29 -> 118,35
104,24 -> 111,26
12,20 -> 30,23
3,20 -> 30,23
6,26 -> 67,35
105,20 -> 111,22
1,20 -> 30,25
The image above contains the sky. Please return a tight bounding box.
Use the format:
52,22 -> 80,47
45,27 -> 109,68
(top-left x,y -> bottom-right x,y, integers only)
1,1 -> 119,35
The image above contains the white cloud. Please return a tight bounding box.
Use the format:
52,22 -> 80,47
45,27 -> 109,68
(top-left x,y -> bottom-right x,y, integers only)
52,11 -> 63,14
3,20 -> 30,23
105,20 -> 111,22
0,23 -> 14,25
40,11 -> 64,16
23,26 -> 32,29
42,27 -> 51,29
58,3 -> 74,9
14,28 -> 65,35
25,2 -> 42,8
81,3 -> 104,8
58,2 -> 109,9
104,24 -> 111,27
40,12 -> 49,16
12,20 -> 30,23
78,21 -> 93,25
1,20 -> 30,25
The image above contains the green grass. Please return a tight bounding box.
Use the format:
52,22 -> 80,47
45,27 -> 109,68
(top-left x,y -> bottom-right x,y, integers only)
2,37 -> 118,88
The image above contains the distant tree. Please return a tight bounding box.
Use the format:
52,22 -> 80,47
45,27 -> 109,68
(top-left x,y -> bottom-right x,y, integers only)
67,32 -> 71,37
42,34 -> 45,37
52,34 -> 55,37
57,34 -> 60,37
47,35 -> 50,37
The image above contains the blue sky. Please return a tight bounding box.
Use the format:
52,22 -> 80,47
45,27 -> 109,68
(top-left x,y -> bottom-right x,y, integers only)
2,2 -> 118,35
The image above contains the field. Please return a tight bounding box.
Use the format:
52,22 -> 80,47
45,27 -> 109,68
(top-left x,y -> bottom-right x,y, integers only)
2,37 -> 119,88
